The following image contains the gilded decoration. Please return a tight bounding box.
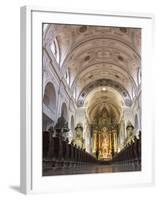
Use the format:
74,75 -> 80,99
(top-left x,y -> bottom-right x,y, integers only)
92,108 -> 118,160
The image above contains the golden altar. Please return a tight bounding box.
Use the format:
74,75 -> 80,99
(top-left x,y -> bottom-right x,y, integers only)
92,127 -> 117,160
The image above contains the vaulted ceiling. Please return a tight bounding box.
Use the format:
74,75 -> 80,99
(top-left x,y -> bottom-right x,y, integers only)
44,24 -> 141,123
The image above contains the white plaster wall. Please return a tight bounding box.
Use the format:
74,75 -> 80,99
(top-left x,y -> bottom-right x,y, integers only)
43,42 -> 77,133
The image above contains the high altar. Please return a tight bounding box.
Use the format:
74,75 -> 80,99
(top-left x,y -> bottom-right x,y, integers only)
92,108 -> 118,160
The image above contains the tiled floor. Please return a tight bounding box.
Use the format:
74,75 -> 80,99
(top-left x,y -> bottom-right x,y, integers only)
43,163 -> 141,176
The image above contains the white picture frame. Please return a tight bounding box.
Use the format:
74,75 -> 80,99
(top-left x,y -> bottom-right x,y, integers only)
20,6 -> 154,194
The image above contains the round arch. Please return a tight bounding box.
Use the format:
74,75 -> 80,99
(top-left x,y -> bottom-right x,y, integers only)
61,102 -> 68,120
43,82 -> 56,112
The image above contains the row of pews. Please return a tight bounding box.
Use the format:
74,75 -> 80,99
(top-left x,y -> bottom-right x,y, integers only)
112,132 -> 141,170
43,131 -> 97,171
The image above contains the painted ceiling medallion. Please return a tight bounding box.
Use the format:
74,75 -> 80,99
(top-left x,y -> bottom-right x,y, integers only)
79,25 -> 87,33
119,27 -> 127,33
115,74 -> 120,78
118,55 -> 124,62
84,55 -> 91,61
88,74 -> 93,79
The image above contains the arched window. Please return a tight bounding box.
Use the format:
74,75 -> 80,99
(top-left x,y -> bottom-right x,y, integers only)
64,68 -> 70,85
50,41 -> 57,57
73,88 -> 75,99
61,102 -> 68,121
137,68 -> 141,86
50,37 -> 60,64
132,87 -> 135,98
43,24 -> 48,34
43,82 -> 56,112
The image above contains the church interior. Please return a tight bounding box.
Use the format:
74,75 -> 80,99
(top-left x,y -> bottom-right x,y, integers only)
42,23 -> 141,176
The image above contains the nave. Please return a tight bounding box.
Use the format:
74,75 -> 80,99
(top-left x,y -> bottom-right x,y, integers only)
44,163 -> 140,176
42,24 -> 141,175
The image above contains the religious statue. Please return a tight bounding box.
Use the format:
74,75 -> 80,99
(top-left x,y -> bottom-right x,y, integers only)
126,122 -> 134,138
101,127 -> 110,159
73,123 -> 85,149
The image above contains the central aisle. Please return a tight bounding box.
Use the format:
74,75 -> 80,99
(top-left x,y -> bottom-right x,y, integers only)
43,163 -> 141,176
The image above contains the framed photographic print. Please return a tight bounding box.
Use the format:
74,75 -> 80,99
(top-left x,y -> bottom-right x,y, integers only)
20,6 -> 154,194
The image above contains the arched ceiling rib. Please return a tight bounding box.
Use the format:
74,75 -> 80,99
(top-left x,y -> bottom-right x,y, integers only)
72,63 -> 137,98
77,79 -> 131,107
45,25 -> 141,62
62,37 -> 140,68
63,38 -> 140,89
